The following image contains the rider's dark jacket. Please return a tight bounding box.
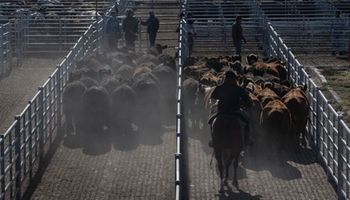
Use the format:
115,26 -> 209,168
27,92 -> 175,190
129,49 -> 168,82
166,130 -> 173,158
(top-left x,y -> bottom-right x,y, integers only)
211,82 -> 250,115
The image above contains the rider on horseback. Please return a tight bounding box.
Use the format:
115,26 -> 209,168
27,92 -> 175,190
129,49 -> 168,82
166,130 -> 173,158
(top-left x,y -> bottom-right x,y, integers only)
208,70 -> 252,147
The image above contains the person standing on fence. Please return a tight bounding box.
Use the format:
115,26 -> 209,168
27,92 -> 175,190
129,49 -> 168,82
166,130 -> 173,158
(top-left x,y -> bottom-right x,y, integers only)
187,13 -> 196,57
122,9 -> 139,50
232,16 -> 246,56
141,11 -> 159,47
331,11 -> 345,56
105,10 -> 122,51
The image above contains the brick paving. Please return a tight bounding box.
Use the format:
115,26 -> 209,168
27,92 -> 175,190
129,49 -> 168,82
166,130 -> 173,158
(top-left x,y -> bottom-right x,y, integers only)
0,56 -> 62,134
29,127 -> 175,200
187,125 -> 338,200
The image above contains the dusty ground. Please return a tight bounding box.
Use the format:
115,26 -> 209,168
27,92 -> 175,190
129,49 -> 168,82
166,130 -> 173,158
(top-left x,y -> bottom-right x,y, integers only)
186,124 -> 338,200
28,126 -> 175,200
0,55 -> 63,134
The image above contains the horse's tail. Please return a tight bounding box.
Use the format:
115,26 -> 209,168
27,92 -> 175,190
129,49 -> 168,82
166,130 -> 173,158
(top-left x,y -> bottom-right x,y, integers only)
209,150 -> 214,170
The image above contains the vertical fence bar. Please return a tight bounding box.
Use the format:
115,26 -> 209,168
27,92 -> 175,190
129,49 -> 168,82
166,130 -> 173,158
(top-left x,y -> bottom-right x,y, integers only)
14,116 -> 21,200
315,88 -> 321,161
38,87 -> 44,161
337,115 -> 344,199
0,135 -> 4,200
56,65 -> 62,132
0,25 -> 3,77
27,101 -> 33,181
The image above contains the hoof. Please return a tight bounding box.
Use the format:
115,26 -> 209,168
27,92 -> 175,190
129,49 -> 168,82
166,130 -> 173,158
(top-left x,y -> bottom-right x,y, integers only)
219,186 -> 225,193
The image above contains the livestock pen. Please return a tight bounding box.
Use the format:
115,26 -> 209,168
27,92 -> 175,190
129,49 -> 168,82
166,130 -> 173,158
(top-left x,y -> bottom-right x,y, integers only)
176,0 -> 350,199
0,0 -> 350,200
0,0 -> 178,199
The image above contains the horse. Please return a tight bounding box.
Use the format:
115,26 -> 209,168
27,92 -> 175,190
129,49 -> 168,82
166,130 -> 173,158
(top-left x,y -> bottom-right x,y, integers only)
211,113 -> 244,190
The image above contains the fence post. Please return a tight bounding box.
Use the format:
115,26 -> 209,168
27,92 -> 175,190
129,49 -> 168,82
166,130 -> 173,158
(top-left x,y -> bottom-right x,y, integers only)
0,25 -> 4,77
27,101 -> 33,181
287,48 -> 291,80
0,135 -> 5,199
315,87 -> 321,161
298,65 -> 304,85
56,65 -> 62,132
38,87 -> 45,161
337,115 -> 344,199
14,115 -> 21,200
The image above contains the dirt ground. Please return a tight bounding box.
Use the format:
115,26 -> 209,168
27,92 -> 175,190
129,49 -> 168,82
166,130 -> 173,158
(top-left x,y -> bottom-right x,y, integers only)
0,55 -> 63,134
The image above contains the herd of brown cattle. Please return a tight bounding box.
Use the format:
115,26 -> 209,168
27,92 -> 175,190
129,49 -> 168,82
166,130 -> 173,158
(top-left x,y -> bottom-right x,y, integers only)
183,54 -> 310,148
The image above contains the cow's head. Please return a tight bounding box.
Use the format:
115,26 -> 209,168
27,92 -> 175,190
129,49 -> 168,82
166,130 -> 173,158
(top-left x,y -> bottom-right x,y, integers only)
246,54 -> 259,65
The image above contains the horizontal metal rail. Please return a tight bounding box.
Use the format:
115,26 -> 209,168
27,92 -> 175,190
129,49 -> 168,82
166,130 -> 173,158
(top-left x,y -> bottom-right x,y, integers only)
0,19 -> 101,200
0,1 -> 130,198
261,14 -> 350,200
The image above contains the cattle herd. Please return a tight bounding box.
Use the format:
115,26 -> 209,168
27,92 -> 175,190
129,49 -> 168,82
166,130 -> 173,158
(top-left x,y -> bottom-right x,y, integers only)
62,45 -> 176,148
63,46 -> 310,152
183,54 -> 310,150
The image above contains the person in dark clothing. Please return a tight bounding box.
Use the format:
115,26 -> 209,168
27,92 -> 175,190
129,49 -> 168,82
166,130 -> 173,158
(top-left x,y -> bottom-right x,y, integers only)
141,11 -> 159,47
187,13 -> 196,57
232,16 -> 246,56
105,10 -> 122,50
208,70 -> 252,147
331,11 -> 345,56
122,9 -> 139,50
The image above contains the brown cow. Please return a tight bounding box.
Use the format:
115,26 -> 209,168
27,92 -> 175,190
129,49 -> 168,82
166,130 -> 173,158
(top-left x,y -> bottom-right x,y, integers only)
282,85 -> 309,147
247,92 -> 263,135
200,71 -> 223,86
246,54 -> 287,81
260,99 -> 292,140
257,87 -> 280,107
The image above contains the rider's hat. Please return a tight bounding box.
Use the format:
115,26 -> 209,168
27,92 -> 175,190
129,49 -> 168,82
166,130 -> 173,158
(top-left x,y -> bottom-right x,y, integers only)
225,70 -> 237,80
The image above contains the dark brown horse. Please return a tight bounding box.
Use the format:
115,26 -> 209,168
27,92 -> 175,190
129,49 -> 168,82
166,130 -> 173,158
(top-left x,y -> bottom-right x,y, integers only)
211,114 -> 243,190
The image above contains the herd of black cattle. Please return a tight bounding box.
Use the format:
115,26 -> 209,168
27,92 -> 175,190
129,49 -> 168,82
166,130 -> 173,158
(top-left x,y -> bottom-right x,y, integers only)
63,45 -> 176,147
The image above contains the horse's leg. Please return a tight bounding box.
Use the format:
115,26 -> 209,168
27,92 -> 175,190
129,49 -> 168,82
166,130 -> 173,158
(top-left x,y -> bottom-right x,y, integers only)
225,150 -> 235,184
214,149 -> 224,192
233,154 -> 240,187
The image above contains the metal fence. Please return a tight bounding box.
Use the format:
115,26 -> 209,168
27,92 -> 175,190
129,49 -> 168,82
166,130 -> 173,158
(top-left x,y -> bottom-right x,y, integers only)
258,0 -> 350,54
177,0 -> 350,199
0,1 -> 134,198
11,0 -> 130,54
187,0 -> 263,55
0,22 -> 11,78
0,15 -> 104,200
175,0 -> 189,198
262,15 -> 350,200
